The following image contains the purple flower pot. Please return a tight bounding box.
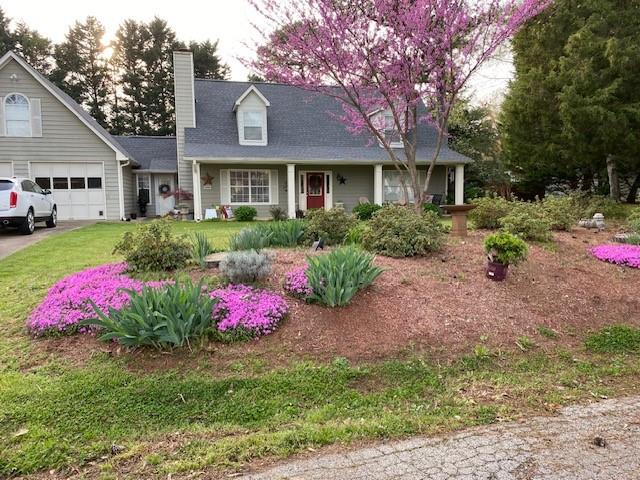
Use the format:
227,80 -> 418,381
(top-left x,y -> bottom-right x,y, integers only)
486,260 -> 508,281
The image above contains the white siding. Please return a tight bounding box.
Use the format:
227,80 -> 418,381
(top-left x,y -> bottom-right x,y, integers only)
0,58 -> 122,219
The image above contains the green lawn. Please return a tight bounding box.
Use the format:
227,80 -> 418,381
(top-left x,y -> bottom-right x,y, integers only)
1,221 -> 640,478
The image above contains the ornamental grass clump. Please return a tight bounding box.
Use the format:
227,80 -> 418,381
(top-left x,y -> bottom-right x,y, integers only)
210,284 -> 288,338
283,265 -> 313,299
255,219 -> 306,247
192,232 -> 215,268
305,245 -> 383,307
591,244 -> 640,269
82,280 -> 215,350
27,263 -> 165,336
229,228 -> 271,251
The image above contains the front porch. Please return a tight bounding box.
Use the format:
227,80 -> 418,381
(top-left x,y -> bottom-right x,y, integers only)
191,162 -> 467,220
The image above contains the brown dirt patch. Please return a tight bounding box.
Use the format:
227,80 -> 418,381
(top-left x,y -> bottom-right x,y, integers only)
32,228 -> 640,371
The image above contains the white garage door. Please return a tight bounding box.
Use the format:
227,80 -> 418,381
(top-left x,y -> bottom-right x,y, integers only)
0,162 -> 12,177
32,162 -> 105,220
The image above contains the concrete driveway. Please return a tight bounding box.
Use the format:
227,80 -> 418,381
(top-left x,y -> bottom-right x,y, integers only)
0,221 -> 93,261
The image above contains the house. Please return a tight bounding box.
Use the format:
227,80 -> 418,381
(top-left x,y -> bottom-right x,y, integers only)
0,49 -> 470,222
172,50 -> 471,220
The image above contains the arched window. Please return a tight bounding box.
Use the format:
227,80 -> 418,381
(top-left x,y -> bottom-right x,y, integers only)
5,93 -> 31,137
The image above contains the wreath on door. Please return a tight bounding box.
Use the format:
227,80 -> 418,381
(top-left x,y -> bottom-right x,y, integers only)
158,184 -> 171,195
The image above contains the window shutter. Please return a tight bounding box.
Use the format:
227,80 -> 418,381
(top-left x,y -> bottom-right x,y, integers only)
270,169 -> 279,205
0,98 -> 5,137
30,98 -> 42,137
220,169 -> 230,203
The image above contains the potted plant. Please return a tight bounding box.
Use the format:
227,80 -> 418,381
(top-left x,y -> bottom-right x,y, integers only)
484,232 -> 528,281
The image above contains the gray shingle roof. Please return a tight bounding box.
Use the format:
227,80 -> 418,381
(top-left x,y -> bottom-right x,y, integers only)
185,80 -> 471,164
113,136 -> 177,172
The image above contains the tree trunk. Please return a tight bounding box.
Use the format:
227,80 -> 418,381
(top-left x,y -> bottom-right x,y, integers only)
606,154 -> 621,202
626,173 -> 640,204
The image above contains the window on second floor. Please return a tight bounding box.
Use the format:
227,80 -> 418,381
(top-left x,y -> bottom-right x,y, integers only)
5,93 -> 31,137
382,112 -> 403,148
243,110 -> 264,142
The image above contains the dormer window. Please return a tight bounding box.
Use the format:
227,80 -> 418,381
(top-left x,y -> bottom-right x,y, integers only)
243,110 -> 264,142
234,85 -> 270,146
382,112 -> 403,148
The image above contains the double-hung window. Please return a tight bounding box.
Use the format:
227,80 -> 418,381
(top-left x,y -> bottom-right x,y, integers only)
243,111 -> 264,142
383,171 -> 423,203
230,170 -> 270,204
382,112 -> 403,148
5,93 -> 31,137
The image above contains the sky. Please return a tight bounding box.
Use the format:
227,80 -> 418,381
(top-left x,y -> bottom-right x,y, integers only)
2,0 -> 513,105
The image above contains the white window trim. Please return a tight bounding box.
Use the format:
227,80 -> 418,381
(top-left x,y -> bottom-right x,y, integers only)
382,169 -> 424,203
136,173 -> 153,205
238,108 -> 268,146
228,168 -> 273,205
4,92 -> 32,138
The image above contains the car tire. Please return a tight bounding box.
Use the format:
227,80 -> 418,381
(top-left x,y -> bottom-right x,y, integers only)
20,209 -> 35,235
46,207 -> 57,228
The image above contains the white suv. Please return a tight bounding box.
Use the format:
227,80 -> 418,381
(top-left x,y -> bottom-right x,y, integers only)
0,177 -> 57,235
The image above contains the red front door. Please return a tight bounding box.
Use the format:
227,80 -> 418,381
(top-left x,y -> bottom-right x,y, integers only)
306,172 -> 325,209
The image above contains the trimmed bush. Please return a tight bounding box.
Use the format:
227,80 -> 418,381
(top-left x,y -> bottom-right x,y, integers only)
113,220 -> 192,272
423,203 -> 442,217
229,228 -> 271,251
234,205 -> 258,221
219,250 -> 273,284
361,204 -> 444,257
469,196 -> 512,229
304,208 -> 357,246
305,245 -> 383,307
82,280 -> 215,350
484,232 -> 528,266
541,195 -> 579,231
499,201 -> 552,241
352,203 -> 382,220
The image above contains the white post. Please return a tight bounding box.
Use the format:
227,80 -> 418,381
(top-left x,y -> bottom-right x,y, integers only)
455,164 -> 465,205
287,163 -> 296,218
192,161 -> 202,221
374,164 -> 383,205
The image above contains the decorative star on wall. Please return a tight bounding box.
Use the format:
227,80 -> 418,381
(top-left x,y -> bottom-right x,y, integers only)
337,174 -> 347,185
201,172 -> 214,185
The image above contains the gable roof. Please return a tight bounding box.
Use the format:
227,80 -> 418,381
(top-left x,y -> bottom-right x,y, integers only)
233,85 -> 270,111
113,136 -> 177,172
0,51 -> 135,163
185,79 -> 471,164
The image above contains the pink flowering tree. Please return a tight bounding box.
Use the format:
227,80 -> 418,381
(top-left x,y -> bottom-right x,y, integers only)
249,0 -> 550,210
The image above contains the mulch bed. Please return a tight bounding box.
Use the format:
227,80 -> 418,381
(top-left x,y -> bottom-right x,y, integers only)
34,228 -> 640,370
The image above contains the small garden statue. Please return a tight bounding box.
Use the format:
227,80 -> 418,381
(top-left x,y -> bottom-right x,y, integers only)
578,213 -> 605,230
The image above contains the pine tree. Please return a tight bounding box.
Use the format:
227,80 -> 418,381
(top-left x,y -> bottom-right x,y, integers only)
52,17 -> 111,127
112,20 -> 147,135
190,40 -> 229,80
12,22 -> 52,74
143,17 -> 182,135
0,8 -> 15,53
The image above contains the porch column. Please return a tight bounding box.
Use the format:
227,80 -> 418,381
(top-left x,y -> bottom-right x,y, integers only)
287,163 -> 296,218
192,161 -> 203,221
454,164 -> 465,205
373,164 -> 383,205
